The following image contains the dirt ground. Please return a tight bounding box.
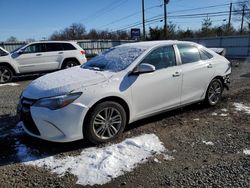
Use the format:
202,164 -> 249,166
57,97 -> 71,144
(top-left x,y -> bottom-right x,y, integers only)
0,60 -> 249,188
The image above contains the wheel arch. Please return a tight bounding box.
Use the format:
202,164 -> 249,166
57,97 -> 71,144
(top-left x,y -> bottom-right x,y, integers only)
0,62 -> 17,75
212,75 -> 224,85
61,57 -> 80,69
83,96 -> 130,127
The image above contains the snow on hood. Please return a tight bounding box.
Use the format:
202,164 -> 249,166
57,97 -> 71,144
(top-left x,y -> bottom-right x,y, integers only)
23,67 -> 114,99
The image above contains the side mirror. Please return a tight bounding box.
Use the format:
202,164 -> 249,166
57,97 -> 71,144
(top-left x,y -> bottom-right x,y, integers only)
132,63 -> 156,74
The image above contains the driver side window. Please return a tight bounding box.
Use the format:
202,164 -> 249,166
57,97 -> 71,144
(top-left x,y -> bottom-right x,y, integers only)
23,44 -> 46,54
140,46 -> 176,70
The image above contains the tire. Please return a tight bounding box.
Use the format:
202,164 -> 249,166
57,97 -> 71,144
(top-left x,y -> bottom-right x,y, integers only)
62,60 -> 79,69
205,78 -> 224,106
0,66 -> 13,84
83,101 -> 127,144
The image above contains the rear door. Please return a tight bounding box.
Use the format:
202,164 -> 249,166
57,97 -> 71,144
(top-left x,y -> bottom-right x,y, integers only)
177,44 -> 215,104
130,45 -> 182,118
43,43 -> 64,70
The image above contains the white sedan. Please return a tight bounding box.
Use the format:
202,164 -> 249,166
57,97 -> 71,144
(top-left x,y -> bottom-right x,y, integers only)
18,41 -> 231,144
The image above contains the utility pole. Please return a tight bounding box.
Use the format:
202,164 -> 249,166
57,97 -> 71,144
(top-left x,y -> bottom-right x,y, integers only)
240,5 -> 246,34
164,0 -> 169,39
228,2 -> 232,32
142,0 -> 146,40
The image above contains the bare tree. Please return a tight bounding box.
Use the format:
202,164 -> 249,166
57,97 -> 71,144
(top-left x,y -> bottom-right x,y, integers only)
6,36 -> 18,42
50,23 -> 87,40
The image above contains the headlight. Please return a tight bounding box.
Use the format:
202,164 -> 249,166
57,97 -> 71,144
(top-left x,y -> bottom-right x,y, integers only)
33,92 -> 82,110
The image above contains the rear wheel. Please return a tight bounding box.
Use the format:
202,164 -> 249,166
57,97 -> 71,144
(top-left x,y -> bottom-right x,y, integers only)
0,66 -> 13,84
83,101 -> 127,144
205,78 -> 224,106
62,60 -> 79,69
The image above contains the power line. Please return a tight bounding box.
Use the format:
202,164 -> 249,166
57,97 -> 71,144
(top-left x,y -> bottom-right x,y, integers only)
97,4 -> 162,30
109,1 -> 250,32
81,0 -> 128,23
115,9 -> 249,31
112,3 -> 232,31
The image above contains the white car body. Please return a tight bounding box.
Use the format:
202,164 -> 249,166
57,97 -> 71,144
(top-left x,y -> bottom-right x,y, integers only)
0,41 -> 87,76
18,41 -> 231,143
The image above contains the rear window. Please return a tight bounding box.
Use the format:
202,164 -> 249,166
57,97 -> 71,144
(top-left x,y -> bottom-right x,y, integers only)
200,49 -> 213,60
62,43 -> 76,51
46,43 -> 63,52
177,44 -> 201,64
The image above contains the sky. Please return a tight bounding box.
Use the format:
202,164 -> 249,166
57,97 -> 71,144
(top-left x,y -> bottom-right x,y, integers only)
0,0 -> 239,41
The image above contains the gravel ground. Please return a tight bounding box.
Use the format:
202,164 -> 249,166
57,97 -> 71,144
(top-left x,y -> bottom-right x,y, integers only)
0,60 -> 249,188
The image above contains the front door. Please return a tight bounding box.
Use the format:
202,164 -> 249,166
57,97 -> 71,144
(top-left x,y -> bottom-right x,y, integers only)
130,45 -> 182,118
14,43 -> 46,73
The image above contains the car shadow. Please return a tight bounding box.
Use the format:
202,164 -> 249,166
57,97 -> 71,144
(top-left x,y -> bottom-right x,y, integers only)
12,74 -> 42,82
0,114 -> 94,167
125,101 -> 212,132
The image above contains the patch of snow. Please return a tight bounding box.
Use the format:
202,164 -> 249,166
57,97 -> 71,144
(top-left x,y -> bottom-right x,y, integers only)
23,67 -> 114,99
220,113 -> 228,117
202,141 -> 214,146
193,118 -> 199,121
233,103 -> 250,114
0,83 -> 19,87
84,46 -> 147,72
243,149 -> 250,155
221,108 -> 228,112
154,158 -> 160,163
163,154 -> 175,161
211,112 -> 218,116
24,134 -> 166,186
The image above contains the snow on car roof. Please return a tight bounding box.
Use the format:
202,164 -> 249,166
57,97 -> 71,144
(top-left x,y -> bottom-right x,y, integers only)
119,40 -> 196,49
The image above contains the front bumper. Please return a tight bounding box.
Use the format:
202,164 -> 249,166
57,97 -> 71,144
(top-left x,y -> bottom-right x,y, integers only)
18,97 -> 89,142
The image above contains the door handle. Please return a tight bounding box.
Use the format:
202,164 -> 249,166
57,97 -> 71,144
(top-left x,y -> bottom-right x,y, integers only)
173,72 -> 181,77
207,64 -> 213,68
36,54 -> 42,56
58,52 -> 64,54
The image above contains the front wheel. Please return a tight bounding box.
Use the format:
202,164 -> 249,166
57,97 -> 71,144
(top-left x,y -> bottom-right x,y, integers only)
205,78 -> 224,106
83,101 -> 127,144
0,66 -> 13,84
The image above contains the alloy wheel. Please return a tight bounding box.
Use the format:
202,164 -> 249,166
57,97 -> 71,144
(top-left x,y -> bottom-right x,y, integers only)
0,67 -> 11,83
93,107 -> 122,140
65,62 -> 77,68
208,80 -> 222,105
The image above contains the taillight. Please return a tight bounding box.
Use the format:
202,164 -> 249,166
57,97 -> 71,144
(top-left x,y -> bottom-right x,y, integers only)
80,50 -> 85,55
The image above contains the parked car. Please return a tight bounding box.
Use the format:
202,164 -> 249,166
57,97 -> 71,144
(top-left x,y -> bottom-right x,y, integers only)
18,41 -> 231,144
0,41 -> 87,83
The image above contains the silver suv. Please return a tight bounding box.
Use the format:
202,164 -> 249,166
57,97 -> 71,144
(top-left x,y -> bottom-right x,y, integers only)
0,41 -> 87,83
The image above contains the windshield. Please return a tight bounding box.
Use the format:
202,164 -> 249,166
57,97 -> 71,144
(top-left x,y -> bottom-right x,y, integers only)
81,46 -> 146,72
11,44 -> 26,54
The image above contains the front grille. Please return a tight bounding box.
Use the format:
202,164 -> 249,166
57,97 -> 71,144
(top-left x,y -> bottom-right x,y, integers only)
20,98 -> 40,136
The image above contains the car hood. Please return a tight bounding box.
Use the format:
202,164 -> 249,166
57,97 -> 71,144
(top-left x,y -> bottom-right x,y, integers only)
23,66 -> 114,99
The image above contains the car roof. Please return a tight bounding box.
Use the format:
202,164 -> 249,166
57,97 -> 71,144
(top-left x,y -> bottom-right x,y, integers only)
28,41 -> 76,44
119,40 -> 198,49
